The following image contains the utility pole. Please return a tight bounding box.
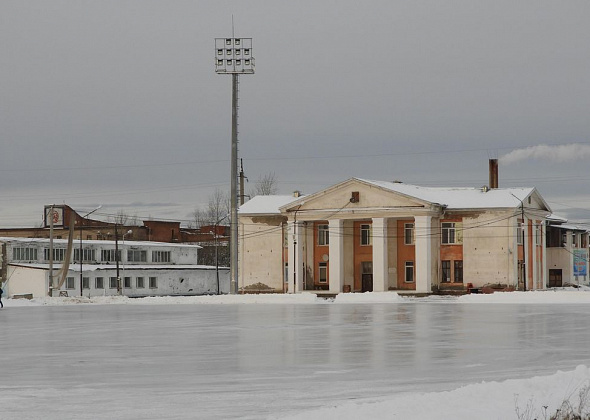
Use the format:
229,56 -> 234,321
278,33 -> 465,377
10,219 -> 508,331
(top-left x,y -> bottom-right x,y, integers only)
512,193 -> 527,291
79,206 -> 102,296
215,36 -> 255,294
48,205 -> 54,297
521,202 -> 527,292
115,222 -> 121,295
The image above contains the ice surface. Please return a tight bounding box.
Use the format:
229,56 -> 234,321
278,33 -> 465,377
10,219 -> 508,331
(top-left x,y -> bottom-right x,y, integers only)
1,292 -> 590,419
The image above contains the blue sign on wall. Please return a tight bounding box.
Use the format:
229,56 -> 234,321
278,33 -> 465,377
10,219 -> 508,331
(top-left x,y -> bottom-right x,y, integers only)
573,250 -> 588,276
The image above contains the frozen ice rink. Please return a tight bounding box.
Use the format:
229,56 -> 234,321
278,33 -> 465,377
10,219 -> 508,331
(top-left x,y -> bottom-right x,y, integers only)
2,295 -> 590,419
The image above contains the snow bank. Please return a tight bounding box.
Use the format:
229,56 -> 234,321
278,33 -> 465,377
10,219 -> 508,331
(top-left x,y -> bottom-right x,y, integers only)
4,292 -> 323,307
276,365 -> 590,420
6,289 -> 590,307
333,291 -> 405,303
457,289 -> 590,304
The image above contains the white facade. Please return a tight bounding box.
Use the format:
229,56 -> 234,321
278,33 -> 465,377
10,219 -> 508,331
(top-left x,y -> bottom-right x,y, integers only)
1,237 -> 230,297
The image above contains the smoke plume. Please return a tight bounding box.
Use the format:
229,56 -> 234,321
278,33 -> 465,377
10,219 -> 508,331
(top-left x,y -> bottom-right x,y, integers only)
500,143 -> 590,165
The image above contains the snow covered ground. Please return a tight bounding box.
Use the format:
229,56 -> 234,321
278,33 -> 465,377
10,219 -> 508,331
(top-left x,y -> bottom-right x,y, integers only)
2,290 -> 590,419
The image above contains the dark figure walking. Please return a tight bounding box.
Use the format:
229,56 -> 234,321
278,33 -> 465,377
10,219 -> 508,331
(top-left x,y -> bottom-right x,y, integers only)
0,286 -> 3,308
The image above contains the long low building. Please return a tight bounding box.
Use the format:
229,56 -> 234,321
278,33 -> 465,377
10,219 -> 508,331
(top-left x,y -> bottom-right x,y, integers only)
1,237 -> 230,297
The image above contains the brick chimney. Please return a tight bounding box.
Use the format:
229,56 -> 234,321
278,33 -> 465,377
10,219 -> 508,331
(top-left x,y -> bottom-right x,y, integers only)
489,159 -> 499,189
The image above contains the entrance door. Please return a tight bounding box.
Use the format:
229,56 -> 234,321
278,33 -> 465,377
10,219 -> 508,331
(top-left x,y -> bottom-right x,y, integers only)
548,269 -> 563,288
361,261 -> 373,292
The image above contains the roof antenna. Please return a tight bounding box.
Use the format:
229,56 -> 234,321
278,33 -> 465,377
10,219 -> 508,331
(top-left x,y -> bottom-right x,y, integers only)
232,14 -> 235,38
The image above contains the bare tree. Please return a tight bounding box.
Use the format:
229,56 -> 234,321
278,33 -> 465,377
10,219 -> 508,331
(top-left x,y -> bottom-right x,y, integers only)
250,172 -> 278,197
110,210 -> 128,225
191,188 -> 230,228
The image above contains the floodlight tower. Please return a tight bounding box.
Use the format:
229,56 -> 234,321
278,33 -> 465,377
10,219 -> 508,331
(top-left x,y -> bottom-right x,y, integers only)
215,37 -> 255,294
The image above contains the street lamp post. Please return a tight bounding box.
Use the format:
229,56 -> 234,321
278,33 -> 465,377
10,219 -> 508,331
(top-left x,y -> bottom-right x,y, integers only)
79,206 -> 102,296
215,36 -> 255,295
511,194 -> 526,291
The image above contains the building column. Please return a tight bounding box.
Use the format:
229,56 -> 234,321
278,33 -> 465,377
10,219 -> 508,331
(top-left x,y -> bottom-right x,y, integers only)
328,219 -> 344,294
567,231 -> 574,284
414,215 -> 432,293
512,215 -> 519,289
532,221 -> 538,290
523,215 -> 529,290
541,221 -> 547,289
287,221 -> 304,294
372,218 -> 388,292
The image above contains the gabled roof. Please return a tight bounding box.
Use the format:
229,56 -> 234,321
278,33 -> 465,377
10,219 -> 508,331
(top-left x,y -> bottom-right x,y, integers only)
239,195 -> 301,215
359,179 -> 547,210
240,178 -> 552,215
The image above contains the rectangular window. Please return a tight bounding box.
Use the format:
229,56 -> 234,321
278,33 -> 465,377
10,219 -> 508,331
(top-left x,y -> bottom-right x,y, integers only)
82,277 -> 90,289
441,222 -> 460,245
66,277 -> 75,289
318,224 -> 329,246
124,277 -> 131,288
318,262 -> 327,283
441,260 -> 451,283
360,224 -> 372,246
404,223 -> 414,245
152,251 -> 171,263
109,277 -> 118,289
73,249 -> 96,262
44,248 -> 66,261
283,225 -> 289,248
95,277 -> 104,289
405,261 -> 414,283
128,249 -> 147,262
12,247 -> 38,261
149,277 -> 158,289
535,223 -> 542,246
454,260 -> 463,283
517,220 -> 524,245
101,249 -> 121,262
136,277 -> 145,288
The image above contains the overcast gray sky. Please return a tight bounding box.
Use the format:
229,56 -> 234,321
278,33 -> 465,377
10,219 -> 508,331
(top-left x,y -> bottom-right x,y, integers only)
1,1 -> 590,227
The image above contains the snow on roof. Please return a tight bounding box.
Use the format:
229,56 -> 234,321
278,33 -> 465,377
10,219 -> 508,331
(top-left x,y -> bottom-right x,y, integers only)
9,263 -> 222,271
0,237 -> 201,248
556,223 -> 589,232
547,213 -> 569,223
359,179 -> 537,209
239,195 -> 301,215
238,179 -> 551,215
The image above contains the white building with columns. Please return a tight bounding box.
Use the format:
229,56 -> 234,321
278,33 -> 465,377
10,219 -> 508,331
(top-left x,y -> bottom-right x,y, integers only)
238,178 -> 551,294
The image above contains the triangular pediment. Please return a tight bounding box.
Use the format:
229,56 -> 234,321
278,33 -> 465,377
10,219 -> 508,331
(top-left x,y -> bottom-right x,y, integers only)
280,178 -> 433,216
